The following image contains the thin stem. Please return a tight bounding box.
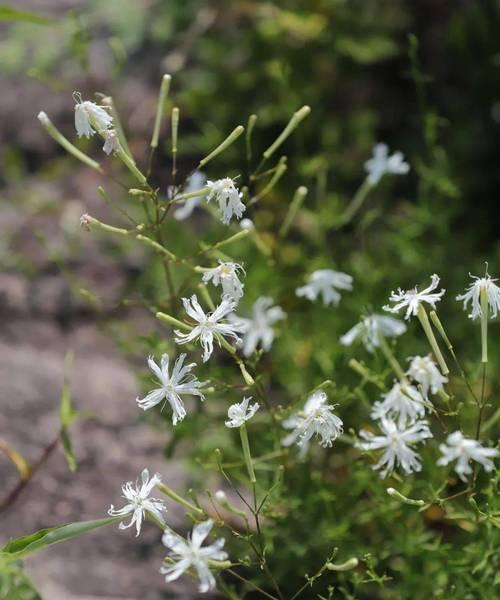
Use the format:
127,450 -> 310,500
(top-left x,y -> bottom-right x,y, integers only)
475,362 -> 487,441
480,287 -> 488,363
225,569 -> 279,600
336,179 -> 373,227
377,333 -> 407,382
240,425 -> 256,484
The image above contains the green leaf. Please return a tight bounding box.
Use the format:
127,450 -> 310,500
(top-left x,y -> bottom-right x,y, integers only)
59,352 -> 79,472
0,517 -> 120,560
59,427 -> 76,472
0,5 -> 53,24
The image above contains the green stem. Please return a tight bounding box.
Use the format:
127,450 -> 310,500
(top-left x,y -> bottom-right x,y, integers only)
198,126 -> 244,168
417,305 -> 449,375
239,425 -> 256,484
151,74 -> 172,149
38,112 -> 102,172
278,185 -> 308,237
480,286 -> 488,363
377,333 -> 407,382
262,105 -> 310,160
337,179 -> 373,226
157,482 -> 204,515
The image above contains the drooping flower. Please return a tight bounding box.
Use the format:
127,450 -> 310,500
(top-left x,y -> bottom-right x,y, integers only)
175,295 -> 243,362
225,396 -> 260,428
173,171 -> 207,221
437,431 -> 498,482
383,274 -> 445,320
201,261 -> 245,302
136,354 -> 206,425
230,297 -> 286,356
206,178 -> 246,225
407,355 -> 447,398
340,313 -> 407,352
456,271 -> 500,320
282,391 -> 344,452
364,142 -> 410,186
296,269 -> 353,307
108,469 -> 166,536
356,418 -> 432,478
73,91 -> 113,138
371,381 -> 427,426
102,129 -> 120,155
161,519 -> 228,593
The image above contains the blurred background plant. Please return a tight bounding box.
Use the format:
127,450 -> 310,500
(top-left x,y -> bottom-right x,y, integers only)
1,1 -> 499,599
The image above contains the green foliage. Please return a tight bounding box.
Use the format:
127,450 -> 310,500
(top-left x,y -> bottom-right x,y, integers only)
0,559 -> 41,600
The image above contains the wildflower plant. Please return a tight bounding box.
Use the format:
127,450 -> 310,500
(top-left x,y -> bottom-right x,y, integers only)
4,71 -> 499,600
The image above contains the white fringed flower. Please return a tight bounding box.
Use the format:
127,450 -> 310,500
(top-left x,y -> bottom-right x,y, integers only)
136,354 -> 206,425
407,355 -> 447,398
108,469 -> 165,536
73,91 -> 113,138
356,418 -> 432,478
282,391 -> 343,452
296,269 -> 353,306
364,143 -> 410,186
383,274 -> 445,320
175,295 -> 243,362
202,261 -> 245,302
102,129 -> 120,155
371,381 -> 427,426
437,431 -> 498,482
206,178 -> 246,225
340,314 -> 406,352
230,297 -> 286,356
173,171 -> 207,220
456,271 -> 500,320
161,519 -> 228,593
225,396 -> 260,428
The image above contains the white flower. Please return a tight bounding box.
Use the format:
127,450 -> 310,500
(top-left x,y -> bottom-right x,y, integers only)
225,396 -> 260,428
340,314 -> 406,352
108,469 -> 165,536
173,171 -> 207,220
371,381 -> 427,426
407,355 -> 447,398
161,519 -> 228,593
456,271 -> 500,320
102,129 -> 120,155
202,261 -> 245,302
136,354 -> 206,425
437,431 -> 498,482
282,391 -> 343,452
296,269 -> 353,306
364,142 -> 410,186
175,295 -> 243,362
230,297 -> 286,357
206,177 -> 246,225
383,274 -> 445,320
356,418 -> 432,478
73,91 -> 113,138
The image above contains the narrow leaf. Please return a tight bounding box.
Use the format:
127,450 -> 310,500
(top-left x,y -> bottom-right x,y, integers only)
0,517 -> 120,560
0,6 -> 53,24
